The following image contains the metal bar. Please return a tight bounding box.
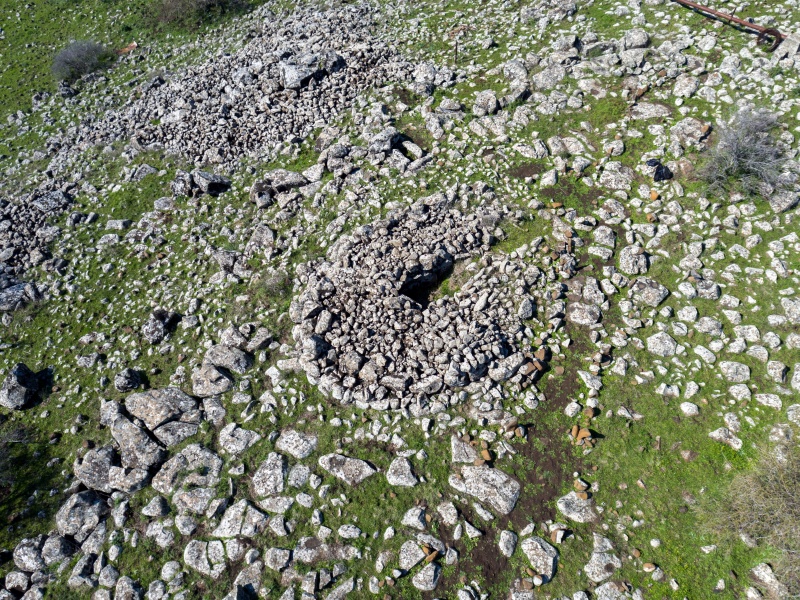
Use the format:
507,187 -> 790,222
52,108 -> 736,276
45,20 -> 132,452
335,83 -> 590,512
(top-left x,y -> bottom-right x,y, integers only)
670,0 -> 785,50
671,0 -> 770,33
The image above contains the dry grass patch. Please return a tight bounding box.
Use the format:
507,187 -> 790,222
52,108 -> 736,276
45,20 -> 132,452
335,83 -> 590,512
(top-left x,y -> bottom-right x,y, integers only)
699,442 -> 800,597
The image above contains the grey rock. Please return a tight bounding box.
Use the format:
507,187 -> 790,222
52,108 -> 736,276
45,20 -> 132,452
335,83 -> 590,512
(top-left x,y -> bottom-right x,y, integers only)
449,466 -> 520,515
498,530 -> 518,557
204,345 -> 253,375
520,536 -> 558,581
13,536 -> 46,572
41,535 -> 74,566
584,534 -> 621,583
0,363 -> 40,410
750,563 -> 789,598
125,387 -> 198,432
111,415 -> 166,471
618,246 -> 648,275
98,565 -> 120,588
264,547 -> 292,572
191,171 -> 231,196
533,64 -> 566,90
5,571 -> 29,594
567,302 -> 601,326
184,540 -> 226,579
212,500 -> 268,538
412,562 -> 440,591
275,429 -> 318,459
646,332 -> 678,357
115,577 -> 144,600
782,297 -> 800,324
219,423 -> 262,456
56,491 -> 109,542
399,540 -> 426,570
708,427 -> 743,451
152,444 -> 222,495
401,506 -> 427,530
191,363 -> 233,397
473,90 -> 499,116
141,495 -> 170,518
769,191 -> 799,214
630,102 -> 671,120
67,553 -> 96,589
719,361 -> 751,383
630,277 -> 669,307
451,436 -> 479,463
556,491 -> 599,523
386,457 -> 418,487
114,368 -> 140,393
252,452 -> 286,496
318,454 -> 377,485
624,28 -> 650,49
74,446 -> 117,493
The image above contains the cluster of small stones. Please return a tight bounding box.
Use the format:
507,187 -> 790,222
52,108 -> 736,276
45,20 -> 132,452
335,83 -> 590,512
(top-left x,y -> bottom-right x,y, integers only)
2,0 -> 800,598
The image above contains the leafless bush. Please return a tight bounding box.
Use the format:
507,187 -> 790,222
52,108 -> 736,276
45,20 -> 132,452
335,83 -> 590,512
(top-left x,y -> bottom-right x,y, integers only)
156,0 -> 248,27
700,107 -> 789,197
698,443 -> 800,597
52,41 -> 113,83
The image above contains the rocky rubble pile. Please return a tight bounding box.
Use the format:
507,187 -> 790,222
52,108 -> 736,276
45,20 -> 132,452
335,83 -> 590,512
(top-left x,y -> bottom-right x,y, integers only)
49,4 -> 411,171
0,188 -> 73,276
282,188 -> 555,413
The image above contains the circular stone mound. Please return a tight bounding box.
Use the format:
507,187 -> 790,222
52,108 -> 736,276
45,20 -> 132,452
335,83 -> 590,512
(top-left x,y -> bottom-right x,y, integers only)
287,189 -> 551,412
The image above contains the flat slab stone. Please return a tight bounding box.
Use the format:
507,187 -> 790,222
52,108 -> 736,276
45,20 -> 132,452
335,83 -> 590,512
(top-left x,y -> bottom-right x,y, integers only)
275,429 -> 318,459
318,454 -> 376,486
520,536 -> 558,581
386,457 -> 418,487
556,491 -> 599,523
449,466 -> 520,515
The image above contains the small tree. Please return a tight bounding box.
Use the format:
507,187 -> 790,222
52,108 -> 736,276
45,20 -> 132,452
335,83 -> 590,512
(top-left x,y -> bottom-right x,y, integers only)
52,41 -> 114,83
700,107 -> 789,197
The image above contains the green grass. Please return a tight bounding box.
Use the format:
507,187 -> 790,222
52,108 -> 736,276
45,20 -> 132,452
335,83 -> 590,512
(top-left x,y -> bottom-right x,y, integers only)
0,0 -> 270,124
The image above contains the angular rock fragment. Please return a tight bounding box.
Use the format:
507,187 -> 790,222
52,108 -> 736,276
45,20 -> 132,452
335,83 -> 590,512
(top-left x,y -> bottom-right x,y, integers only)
556,491 -> 599,523
386,457 -> 418,487
252,452 -> 287,497
318,454 -> 377,485
56,491 -> 109,542
0,363 -> 40,410
583,534 -> 621,583
449,466 -> 520,515
275,429 -> 318,459
520,536 -> 558,581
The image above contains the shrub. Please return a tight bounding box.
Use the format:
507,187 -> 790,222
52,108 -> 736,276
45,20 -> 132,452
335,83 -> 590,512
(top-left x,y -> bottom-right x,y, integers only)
700,107 -> 789,197
156,0 -> 247,27
698,443 -> 800,596
52,41 -> 114,83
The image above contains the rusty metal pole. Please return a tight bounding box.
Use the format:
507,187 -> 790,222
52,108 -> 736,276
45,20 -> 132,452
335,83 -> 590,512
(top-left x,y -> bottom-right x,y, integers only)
670,0 -> 785,51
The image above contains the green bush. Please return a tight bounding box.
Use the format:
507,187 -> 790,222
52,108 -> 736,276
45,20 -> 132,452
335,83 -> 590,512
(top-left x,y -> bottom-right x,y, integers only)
52,41 -> 114,83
